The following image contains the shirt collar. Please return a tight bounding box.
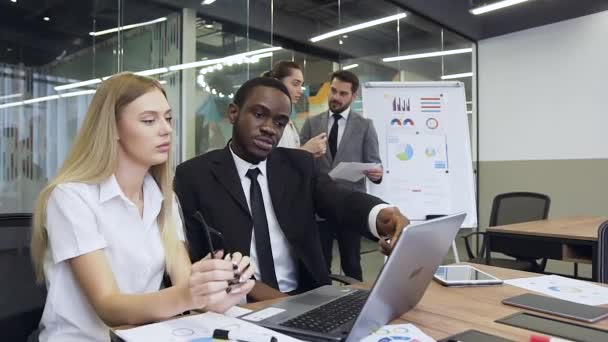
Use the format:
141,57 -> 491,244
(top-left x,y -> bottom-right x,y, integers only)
99,175 -> 123,203
99,173 -> 163,205
330,106 -> 351,121
229,144 -> 268,180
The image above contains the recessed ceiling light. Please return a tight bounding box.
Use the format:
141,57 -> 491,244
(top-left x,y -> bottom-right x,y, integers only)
0,92 -> 22,101
43,17 -> 50,21
441,72 -> 473,80
470,0 -> 530,15
11,0 -> 17,3
383,48 -> 473,62
201,0 -> 217,4
310,13 -> 406,43
89,17 -> 167,36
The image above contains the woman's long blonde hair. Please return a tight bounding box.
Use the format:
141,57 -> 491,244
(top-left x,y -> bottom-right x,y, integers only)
31,72 -> 180,282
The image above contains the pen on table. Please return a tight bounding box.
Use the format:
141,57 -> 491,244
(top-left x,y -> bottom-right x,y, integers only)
213,328 -> 277,342
193,211 -> 216,258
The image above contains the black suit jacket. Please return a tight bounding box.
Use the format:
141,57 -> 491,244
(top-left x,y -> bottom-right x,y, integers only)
174,145 -> 385,291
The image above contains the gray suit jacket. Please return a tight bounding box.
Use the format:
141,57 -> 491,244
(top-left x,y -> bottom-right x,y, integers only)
300,110 -> 382,193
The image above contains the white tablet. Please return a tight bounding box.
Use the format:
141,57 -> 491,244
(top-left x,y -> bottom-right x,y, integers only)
433,265 -> 503,286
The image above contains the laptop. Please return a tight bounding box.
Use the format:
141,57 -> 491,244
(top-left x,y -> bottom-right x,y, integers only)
242,213 -> 466,342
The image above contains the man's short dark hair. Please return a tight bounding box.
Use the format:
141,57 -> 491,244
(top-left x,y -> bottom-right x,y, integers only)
330,70 -> 360,94
233,77 -> 292,107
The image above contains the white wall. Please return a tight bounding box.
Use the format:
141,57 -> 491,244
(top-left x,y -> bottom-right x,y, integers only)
478,10 -> 608,162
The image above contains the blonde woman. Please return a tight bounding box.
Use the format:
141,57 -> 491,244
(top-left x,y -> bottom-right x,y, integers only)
263,61 -> 327,157
31,73 -> 255,342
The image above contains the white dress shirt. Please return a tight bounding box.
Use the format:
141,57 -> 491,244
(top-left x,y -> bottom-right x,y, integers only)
229,146 -> 391,293
327,106 -> 351,147
39,174 -> 185,342
277,120 -> 301,149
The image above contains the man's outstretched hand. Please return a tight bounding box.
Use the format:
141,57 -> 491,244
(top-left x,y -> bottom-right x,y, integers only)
376,207 -> 410,255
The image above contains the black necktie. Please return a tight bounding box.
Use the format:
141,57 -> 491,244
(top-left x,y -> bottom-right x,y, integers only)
245,168 -> 279,290
329,113 -> 342,158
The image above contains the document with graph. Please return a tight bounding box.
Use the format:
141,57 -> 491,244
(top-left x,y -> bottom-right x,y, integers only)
506,275 -> 608,306
115,311 -> 302,342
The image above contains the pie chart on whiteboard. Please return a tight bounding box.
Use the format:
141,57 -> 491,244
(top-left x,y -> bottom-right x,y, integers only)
396,144 -> 414,161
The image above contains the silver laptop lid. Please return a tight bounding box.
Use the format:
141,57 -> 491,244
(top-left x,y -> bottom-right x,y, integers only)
346,213 -> 466,341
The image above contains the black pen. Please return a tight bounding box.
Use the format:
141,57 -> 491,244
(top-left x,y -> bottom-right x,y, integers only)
193,211 -> 216,258
212,328 -> 277,342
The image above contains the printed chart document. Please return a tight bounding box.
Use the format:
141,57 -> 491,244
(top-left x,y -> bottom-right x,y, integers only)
115,311 -> 302,342
505,275 -> 608,306
328,162 -> 381,182
360,323 -> 435,342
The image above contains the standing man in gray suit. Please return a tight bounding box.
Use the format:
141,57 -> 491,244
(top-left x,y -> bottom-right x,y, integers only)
300,70 -> 383,280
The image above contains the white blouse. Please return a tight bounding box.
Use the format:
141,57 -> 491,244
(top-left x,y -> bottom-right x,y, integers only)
277,120 -> 301,149
38,174 -> 184,342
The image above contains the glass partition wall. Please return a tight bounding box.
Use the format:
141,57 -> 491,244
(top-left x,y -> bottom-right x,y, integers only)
189,0 -> 475,155
0,0 -> 475,214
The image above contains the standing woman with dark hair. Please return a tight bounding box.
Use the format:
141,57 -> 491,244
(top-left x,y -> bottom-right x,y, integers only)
263,61 -> 327,158
31,73 -> 255,342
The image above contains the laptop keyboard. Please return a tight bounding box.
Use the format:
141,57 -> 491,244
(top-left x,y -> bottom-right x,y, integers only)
279,290 -> 369,333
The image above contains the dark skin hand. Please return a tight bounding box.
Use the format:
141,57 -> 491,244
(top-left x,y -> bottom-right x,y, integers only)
247,282 -> 289,302
376,207 -> 410,255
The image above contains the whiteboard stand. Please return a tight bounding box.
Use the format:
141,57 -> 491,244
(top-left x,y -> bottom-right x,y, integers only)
363,81 -> 478,252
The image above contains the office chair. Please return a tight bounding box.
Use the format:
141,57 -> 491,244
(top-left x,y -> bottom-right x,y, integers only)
0,213 -> 46,341
597,220 -> 608,284
462,192 -> 551,272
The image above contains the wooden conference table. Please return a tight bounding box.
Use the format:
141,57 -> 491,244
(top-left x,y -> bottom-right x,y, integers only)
484,216 -> 608,280
112,263 -> 608,341
242,263 -> 608,341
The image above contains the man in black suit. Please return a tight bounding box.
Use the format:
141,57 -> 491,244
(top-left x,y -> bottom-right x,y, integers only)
174,77 -> 409,301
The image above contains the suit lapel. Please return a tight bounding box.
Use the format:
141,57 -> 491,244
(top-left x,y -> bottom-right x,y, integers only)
266,151 -> 287,217
210,146 -> 251,216
318,111 -> 333,165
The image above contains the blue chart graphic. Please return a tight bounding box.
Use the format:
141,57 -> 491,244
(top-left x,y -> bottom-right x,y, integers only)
420,96 -> 442,113
396,144 -> 414,161
548,286 -> 583,294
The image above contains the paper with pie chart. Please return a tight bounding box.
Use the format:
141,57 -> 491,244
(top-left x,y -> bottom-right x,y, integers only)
360,323 -> 435,342
115,311 -> 302,342
385,133 -> 450,219
505,275 -> 608,306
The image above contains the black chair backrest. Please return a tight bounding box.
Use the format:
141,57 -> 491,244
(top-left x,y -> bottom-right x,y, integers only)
597,220 -> 608,284
489,192 -> 551,227
0,213 -> 46,341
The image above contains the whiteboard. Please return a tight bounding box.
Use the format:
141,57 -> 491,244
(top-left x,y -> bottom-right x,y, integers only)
362,81 -> 477,228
